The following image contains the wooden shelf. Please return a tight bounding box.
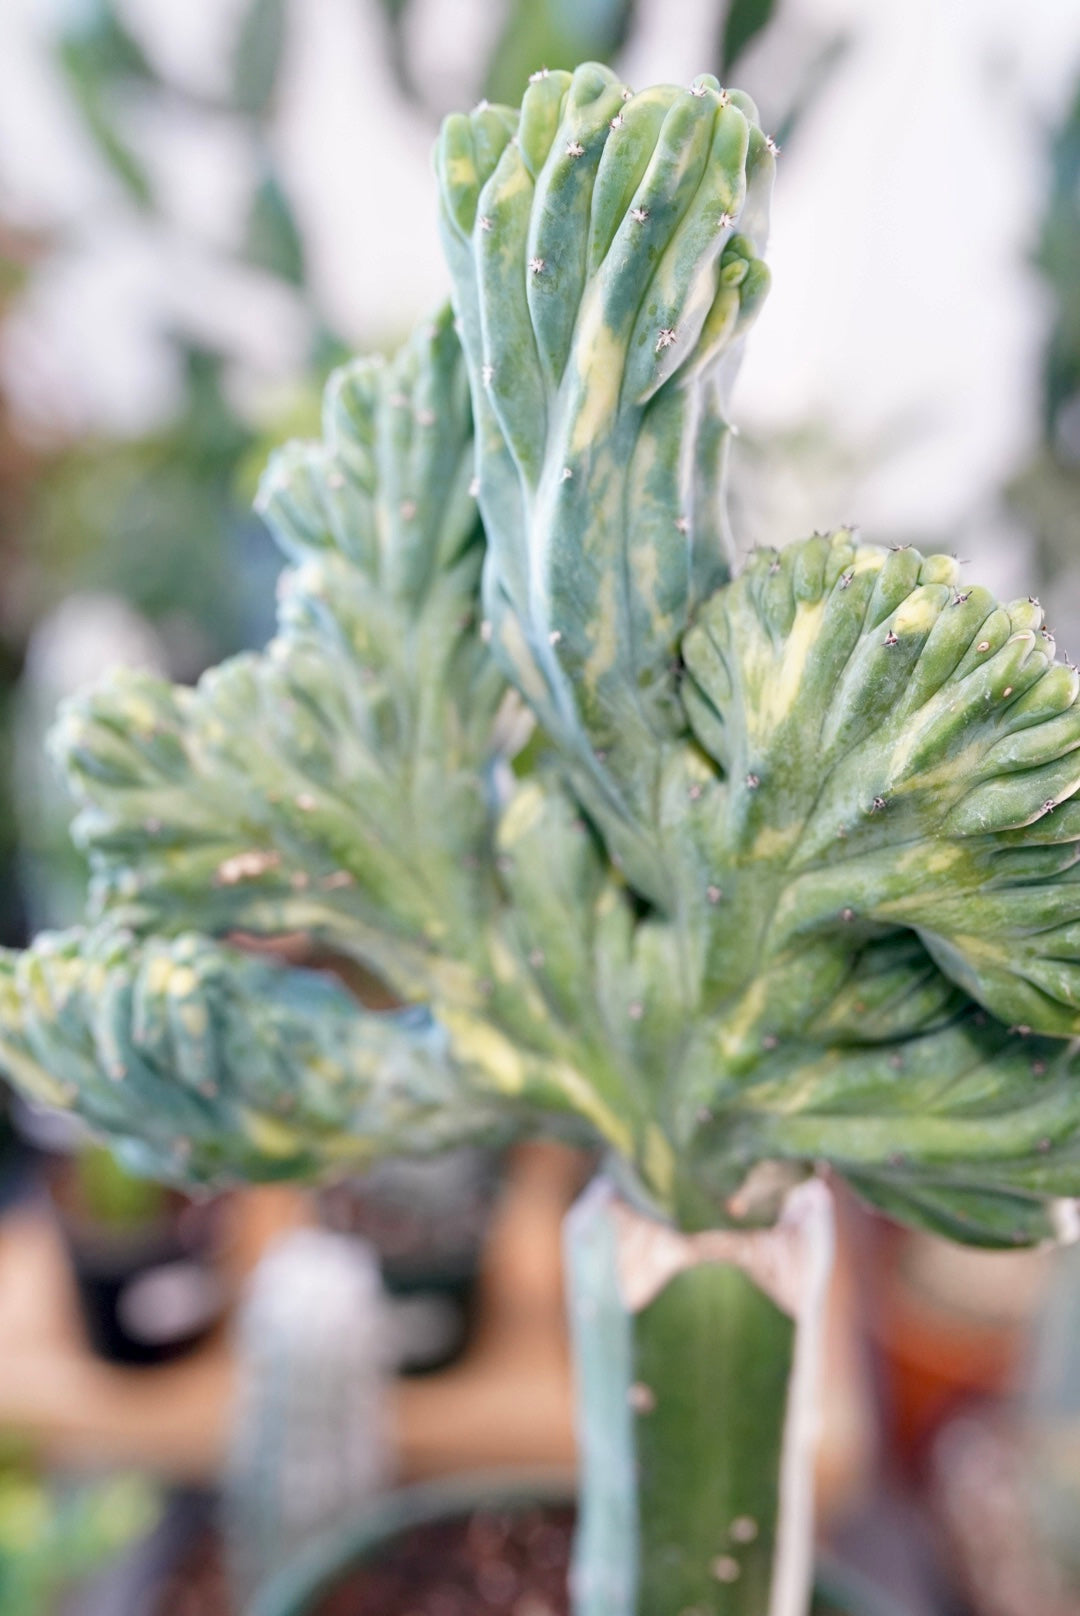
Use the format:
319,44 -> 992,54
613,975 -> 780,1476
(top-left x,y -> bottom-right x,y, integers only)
0,1150 -> 581,1487
0,1150 -> 872,1524
0,1185 -> 307,1481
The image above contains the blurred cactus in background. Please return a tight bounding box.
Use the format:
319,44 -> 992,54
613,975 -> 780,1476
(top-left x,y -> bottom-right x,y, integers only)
226,1228 -> 390,1604
8,52 -> 1080,1616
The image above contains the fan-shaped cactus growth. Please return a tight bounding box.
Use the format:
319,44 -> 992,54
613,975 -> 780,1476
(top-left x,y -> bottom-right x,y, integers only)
4,60 -> 1080,1616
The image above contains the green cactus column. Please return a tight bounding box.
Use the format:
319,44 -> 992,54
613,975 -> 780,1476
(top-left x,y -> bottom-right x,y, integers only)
566,1177 -> 834,1616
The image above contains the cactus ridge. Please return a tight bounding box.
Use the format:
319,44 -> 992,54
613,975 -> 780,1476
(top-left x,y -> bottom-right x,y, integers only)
437,63 -> 774,910
682,532 -> 1080,1036
0,926 -> 505,1183
48,308 -> 506,997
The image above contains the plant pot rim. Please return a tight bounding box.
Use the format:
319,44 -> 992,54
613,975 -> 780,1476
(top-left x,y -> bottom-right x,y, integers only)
249,1468 -> 575,1616
249,1472 -> 911,1616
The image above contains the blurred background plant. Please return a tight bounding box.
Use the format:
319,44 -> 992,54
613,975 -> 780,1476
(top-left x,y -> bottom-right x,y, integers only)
1007,76 -> 1080,649
0,1440 -> 158,1616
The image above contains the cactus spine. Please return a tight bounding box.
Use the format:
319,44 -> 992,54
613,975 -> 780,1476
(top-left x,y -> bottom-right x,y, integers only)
3,58 -> 1080,1616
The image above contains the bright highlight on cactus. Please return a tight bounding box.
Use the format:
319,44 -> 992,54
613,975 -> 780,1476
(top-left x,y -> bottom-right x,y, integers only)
4,61 -> 1080,1258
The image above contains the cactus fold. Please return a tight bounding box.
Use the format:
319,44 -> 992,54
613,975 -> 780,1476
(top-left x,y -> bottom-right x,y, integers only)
437,65 -> 772,908
0,926 -> 508,1183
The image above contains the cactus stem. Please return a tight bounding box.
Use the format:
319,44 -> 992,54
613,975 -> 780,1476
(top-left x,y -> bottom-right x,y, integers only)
567,1179 -> 834,1616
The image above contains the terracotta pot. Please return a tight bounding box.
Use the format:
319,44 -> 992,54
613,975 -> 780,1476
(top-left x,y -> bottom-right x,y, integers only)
857,1208 -> 1053,1475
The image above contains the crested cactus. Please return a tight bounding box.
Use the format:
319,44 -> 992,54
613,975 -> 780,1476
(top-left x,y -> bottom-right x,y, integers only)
4,58 -> 1080,1615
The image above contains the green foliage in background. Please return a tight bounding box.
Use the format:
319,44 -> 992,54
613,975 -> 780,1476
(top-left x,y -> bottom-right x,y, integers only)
74,1141 -> 167,1230
25,349 -> 256,658
0,1446 -> 158,1616
1008,73 -> 1080,621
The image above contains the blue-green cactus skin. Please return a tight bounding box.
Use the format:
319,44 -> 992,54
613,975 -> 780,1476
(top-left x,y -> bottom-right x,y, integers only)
0,926 -> 508,1183
437,65 -> 772,910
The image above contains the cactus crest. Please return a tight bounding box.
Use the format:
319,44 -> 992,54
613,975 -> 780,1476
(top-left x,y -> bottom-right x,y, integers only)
0,70 -> 1079,1252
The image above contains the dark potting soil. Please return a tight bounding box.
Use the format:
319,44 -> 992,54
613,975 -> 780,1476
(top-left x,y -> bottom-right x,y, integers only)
151,1524 -> 230,1616
312,1505 -> 574,1616
151,1505 -> 572,1616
